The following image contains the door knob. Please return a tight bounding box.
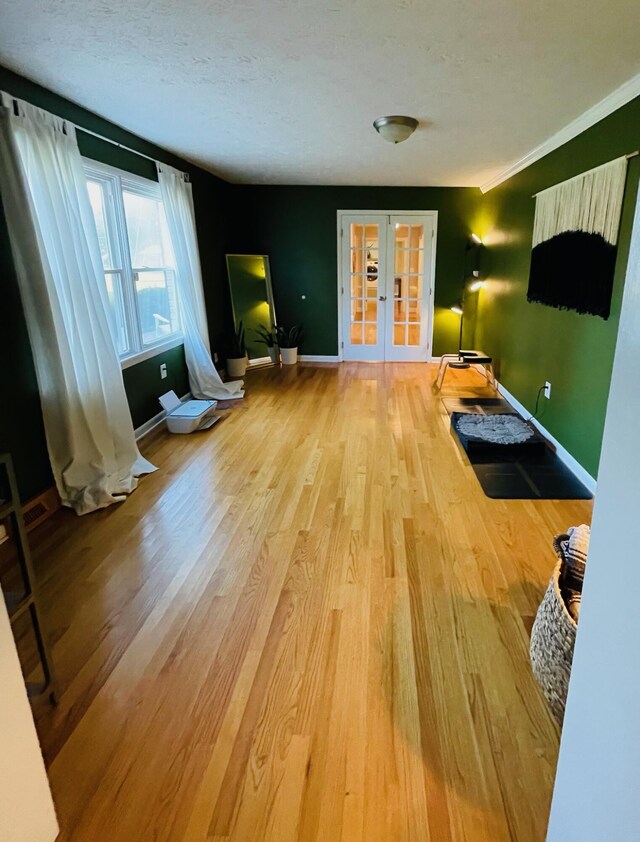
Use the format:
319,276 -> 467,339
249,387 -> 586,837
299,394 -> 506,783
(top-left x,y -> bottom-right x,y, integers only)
379,295 -> 387,301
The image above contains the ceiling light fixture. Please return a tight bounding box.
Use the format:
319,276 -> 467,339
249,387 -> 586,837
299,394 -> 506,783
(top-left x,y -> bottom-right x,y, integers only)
373,115 -> 419,144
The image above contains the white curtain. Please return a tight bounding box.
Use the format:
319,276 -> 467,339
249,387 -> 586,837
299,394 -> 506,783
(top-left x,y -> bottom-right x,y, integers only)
0,93 -> 155,515
157,163 -> 244,400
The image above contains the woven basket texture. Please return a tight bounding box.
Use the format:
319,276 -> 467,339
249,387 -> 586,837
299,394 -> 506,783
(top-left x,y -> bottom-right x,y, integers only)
530,561 -> 577,724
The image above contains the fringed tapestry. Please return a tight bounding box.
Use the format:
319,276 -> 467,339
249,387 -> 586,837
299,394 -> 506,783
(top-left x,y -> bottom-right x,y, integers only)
527,156 -> 628,319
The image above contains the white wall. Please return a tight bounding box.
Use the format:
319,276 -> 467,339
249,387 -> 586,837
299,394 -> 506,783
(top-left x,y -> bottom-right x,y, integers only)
547,189 -> 640,840
0,590 -> 58,842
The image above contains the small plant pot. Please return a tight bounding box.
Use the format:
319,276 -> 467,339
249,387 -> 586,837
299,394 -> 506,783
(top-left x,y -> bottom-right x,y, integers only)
268,346 -> 280,365
280,347 -> 298,365
226,355 -> 248,377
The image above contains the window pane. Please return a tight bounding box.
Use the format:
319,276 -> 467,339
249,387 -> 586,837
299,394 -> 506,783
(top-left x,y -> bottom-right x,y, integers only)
135,270 -> 180,346
351,274 -> 364,297
87,180 -> 116,270
364,324 -> 377,345
123,191 -> 174,268
394,300 -> 407,322
394,324 -> 407,345
104,271 -> 129,355
364,299 -> 377,322
350,323 -> 363,345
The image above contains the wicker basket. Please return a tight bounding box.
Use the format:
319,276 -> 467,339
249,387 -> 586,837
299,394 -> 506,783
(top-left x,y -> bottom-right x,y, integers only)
530,561 -> 577,724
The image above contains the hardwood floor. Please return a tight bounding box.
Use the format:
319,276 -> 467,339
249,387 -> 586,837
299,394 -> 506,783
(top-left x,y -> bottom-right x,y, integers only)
28,363 -> 592,842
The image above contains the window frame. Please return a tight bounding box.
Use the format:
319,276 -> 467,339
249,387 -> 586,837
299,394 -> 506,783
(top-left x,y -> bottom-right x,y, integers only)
83,159 -> 183,368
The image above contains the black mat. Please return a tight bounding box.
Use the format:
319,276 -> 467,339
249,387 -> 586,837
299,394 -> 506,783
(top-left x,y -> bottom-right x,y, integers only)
445,404 -> 592,500
442,396 -> 512,415
472,453 -> 592,500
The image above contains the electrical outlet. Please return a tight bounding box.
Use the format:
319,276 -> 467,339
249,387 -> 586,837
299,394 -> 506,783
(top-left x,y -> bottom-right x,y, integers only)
544,380 -> 551,399
160,363 -> 168,380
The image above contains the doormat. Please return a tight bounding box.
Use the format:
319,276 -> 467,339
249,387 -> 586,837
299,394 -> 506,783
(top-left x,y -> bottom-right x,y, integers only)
451,412 -> 548,462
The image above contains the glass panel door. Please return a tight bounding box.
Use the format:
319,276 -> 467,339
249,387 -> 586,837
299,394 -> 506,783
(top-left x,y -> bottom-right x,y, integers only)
341,215 -> 387,360
341,213 -> 434,361
384,216 -> 433,361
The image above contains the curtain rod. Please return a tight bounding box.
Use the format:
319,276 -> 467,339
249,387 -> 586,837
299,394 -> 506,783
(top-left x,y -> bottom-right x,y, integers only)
532,151 -> 639,198
74,123 -> 159,164
1,89 -> 175,168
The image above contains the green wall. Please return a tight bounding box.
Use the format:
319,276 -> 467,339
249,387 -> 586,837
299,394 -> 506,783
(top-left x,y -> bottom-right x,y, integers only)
229,186 -> 484,357
0,66 -> 232,500
473,96 -> 640,479
3,63 -> 638,495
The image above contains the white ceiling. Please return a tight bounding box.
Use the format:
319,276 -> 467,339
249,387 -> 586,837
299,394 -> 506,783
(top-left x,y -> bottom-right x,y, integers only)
1,0 -> 639,187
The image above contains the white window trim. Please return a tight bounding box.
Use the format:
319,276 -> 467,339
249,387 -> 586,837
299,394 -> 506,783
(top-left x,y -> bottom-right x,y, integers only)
83,158 -> 184,369
120,335 -> 184,369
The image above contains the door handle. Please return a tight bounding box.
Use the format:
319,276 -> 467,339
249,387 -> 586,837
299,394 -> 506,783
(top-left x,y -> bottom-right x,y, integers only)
379,295 -> 387,301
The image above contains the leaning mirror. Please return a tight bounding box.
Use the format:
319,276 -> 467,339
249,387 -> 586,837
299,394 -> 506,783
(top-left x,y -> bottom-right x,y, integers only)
225,254 -> 277,364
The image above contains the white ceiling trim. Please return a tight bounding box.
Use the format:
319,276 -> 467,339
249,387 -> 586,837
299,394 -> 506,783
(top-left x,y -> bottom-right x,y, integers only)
480,71 -> 640,194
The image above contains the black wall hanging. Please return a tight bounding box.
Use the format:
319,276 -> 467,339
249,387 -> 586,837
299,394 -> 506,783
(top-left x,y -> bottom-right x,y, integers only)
527,156 -> 628,320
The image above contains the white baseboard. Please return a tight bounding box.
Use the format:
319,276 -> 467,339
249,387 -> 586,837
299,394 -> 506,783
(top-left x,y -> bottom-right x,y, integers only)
298,355 -> 341,363
497,380 -> 597,494
135,391 -> 192,441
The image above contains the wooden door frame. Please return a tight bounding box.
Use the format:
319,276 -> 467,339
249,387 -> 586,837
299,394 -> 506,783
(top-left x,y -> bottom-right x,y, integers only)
336,210 -> 438,362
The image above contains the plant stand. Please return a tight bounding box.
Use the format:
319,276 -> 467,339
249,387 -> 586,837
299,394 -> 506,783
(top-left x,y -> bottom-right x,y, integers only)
0,453 -> 57,705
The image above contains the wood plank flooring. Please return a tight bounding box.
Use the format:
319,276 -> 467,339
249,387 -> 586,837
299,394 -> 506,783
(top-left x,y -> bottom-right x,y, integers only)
28,363 -> 592,842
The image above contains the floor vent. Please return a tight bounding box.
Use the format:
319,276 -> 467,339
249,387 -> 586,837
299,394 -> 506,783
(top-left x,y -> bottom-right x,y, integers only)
23,487 -> 61,533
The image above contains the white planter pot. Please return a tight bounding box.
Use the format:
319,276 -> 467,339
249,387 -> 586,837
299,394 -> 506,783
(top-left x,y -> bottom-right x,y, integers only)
226,355 -> 248,377
268,346 -> 279,365
280,347 -> 298,365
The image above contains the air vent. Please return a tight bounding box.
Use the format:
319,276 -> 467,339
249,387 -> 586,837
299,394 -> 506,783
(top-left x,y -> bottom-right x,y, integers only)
24,502 -> 47,526
23,487 -> 61,533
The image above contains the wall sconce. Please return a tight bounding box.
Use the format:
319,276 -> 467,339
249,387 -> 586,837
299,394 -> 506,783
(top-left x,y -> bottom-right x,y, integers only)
468,280 -> 485,293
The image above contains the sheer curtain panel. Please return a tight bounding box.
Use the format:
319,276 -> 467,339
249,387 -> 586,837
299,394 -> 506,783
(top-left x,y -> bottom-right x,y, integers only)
0,93 -> 155,514
157,162 -> 244,400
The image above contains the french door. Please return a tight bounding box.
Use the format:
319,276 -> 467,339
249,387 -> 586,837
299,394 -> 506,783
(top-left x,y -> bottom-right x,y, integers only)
340,212 -> 436,361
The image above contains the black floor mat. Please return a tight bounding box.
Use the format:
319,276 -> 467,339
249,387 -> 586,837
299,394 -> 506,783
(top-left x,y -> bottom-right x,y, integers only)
444,400 -> 593,500
472,454 -> 592,500
442,396 -> 512,415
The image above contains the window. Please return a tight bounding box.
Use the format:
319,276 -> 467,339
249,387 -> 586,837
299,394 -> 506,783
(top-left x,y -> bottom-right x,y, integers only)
84,161 -> 181,365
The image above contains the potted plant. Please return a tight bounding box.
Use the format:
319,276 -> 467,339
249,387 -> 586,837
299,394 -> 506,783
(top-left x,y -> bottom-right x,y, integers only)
226,321 -> 248,377
253,324 -> 279,365
275,324 -> 303,365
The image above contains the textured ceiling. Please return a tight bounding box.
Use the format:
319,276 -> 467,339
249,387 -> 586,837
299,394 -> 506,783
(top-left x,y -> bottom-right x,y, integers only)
1,0 -> 639,186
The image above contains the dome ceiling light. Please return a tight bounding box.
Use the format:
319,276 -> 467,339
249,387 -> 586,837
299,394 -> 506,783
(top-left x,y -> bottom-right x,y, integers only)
373,115 -> 419,144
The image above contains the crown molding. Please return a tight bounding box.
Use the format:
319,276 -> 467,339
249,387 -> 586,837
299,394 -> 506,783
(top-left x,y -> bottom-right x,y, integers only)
480,72 -> 640,194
